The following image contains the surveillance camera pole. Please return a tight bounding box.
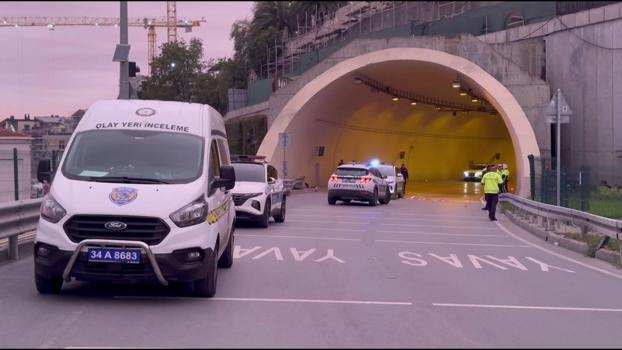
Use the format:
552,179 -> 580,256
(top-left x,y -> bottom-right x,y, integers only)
556,88 -> 561,206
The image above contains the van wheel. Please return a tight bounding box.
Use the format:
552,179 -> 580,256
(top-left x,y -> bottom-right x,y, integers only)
258,200 -> 271,228
218,229 -> 234,268
274,197 -> 286,223
368,188 -> 378,206
194,245 -> 218,297
35,273 -> 63,294
328,196 -> 337,205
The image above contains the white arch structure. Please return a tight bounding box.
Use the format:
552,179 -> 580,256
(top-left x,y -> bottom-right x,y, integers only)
257,48 -> 540,197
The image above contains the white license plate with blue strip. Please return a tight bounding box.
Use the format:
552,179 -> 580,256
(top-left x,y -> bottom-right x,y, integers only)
87,247 -> 142,264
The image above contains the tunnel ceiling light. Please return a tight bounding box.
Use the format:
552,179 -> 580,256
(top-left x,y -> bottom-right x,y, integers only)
459,91 -> 468,96
452,81 -> 461,89
353,77 -> 363,84
410,101 -> 417,106
435,106 -> 441,110
392,96 -> 399,102
471,98 -> 479,103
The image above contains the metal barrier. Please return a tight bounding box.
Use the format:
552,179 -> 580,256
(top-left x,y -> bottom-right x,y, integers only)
283,176 -> 306,192
0,199 -> 42,260
499,193 -> 622,240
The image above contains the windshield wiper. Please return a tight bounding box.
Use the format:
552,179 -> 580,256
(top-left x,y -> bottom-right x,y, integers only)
84,176 -> 170,184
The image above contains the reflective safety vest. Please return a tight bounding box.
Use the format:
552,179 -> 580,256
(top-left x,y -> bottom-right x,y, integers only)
501,169 -> 510,178
481,171 -> 504,194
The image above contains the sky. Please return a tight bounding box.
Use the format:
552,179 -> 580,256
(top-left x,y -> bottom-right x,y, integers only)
0,1 -> 254,118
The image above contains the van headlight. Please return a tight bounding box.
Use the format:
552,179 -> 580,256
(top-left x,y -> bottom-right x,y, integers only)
40,194 -> 66,223
169,197 -> 208,228
463,171 -> 469,176
475,171 -> 483,177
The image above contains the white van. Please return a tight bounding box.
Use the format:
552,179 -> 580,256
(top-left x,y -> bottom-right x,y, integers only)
33,100 -> 236,298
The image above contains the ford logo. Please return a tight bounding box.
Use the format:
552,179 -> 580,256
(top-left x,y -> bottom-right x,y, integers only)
104,221 -> 127,231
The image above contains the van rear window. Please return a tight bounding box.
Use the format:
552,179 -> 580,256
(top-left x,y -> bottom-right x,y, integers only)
335,168 -> 368,176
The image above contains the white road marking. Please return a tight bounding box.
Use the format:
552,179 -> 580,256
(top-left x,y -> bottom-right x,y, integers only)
381,223 -> 498,230
287,219 -> 369,225
273,227 -> 366,232
212,297 -> 413,306
115,295 -> 413,305
496,222 -> 622,280
377,239 -> 531,247
237,234 -> 360,241
388,213 -> 486,219
377,230 -> 508,238
433,303 -> 622,313
288,214 -> 378,219
385,217 -> 491,224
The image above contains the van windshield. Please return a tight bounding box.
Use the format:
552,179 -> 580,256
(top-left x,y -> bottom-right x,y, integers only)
231,163 -> 265,183
61,129 -> 204,184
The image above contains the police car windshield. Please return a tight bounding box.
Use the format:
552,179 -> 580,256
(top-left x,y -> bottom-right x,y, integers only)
61,129 -> 204,184
232,163 -> 265,183
376,165 -> 395,177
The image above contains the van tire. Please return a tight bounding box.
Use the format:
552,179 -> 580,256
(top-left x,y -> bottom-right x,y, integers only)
328,196 -> 337,205
194,245 -> 218,298
35,274 -> 63,294
258,199 -> 271,228
218,229 -> 234,268
274,197 -> 286,223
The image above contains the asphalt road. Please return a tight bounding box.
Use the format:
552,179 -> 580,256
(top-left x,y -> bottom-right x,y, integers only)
1,190 -> 622,347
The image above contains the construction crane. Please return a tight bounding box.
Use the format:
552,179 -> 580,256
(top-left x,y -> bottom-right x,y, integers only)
1,2 -> 205,74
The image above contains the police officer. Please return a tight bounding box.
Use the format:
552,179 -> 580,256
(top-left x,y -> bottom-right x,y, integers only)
501,164 -> 510,193
481,164 -> 504,221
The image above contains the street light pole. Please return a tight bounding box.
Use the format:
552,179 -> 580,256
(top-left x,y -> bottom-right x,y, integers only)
556,88 -> 561,206
118,1 -> 130,100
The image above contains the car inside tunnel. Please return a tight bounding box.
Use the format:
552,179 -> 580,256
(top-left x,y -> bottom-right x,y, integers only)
258,48 -> 540,198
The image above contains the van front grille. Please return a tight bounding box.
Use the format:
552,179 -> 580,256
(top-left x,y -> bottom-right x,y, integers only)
64,215 -> 170,245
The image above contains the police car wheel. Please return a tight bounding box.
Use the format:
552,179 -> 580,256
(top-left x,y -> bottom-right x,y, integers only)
258,200 -> 271,228
328,196 -> 337,205
379,188 -> 391,205
274,197 -> 286,223
35,273 -> 63,294
368,188 -> 378,206
218,228 -> 234,268
194,243 -> 219,298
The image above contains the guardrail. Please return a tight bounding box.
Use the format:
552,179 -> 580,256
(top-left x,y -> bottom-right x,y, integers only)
283,176 -> 306,192
0,199 -> 42,260
499,193 -> 622,240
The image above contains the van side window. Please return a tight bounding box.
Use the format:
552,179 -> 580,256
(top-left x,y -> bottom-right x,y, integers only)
216,138 -> 229,166
208,140 -> 221,183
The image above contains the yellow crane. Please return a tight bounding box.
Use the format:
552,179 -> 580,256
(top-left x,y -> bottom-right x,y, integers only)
1,2 -> 205,74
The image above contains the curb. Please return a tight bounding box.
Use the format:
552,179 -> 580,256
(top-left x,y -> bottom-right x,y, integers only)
503,209 -> 621,267
595,248 -> 620,267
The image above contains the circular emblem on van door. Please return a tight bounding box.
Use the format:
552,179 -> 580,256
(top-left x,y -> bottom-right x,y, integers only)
109,187 -> 138,206
104,221 -> 127,231
136,107 -> 156,117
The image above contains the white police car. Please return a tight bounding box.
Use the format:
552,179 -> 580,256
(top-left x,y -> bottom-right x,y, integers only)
376,163 -> 406,199
327,161 -> 391,206
230,156 -> 286,228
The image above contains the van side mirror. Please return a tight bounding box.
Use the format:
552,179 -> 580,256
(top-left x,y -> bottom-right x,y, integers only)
212,165 -> 236,192
397,173 -> 404,178
268,177 -> 276,184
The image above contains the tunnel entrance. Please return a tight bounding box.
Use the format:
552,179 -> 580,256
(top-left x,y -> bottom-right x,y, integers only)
258,48 -> 540,198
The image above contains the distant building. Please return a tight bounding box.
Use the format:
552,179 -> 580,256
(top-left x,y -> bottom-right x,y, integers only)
0,129 -> 33,202
0,115 -> 37,134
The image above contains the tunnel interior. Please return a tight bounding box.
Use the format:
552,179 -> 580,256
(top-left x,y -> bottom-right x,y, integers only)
272,59 -> 518,199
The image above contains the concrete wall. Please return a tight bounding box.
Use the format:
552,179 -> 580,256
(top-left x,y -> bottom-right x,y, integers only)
0,139 -> 33,202
545,18 -> 622,185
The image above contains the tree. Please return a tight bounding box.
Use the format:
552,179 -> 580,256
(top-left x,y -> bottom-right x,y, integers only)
290,1 -> 347,22
140,38 -> 207,103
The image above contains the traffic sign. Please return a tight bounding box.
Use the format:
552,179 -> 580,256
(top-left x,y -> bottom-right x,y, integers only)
279,132 -> 291,146
544,91 -> 572,123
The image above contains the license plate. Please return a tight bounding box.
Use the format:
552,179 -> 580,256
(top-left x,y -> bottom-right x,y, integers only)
343,178 -> 356,183
87,247 -> 142,264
